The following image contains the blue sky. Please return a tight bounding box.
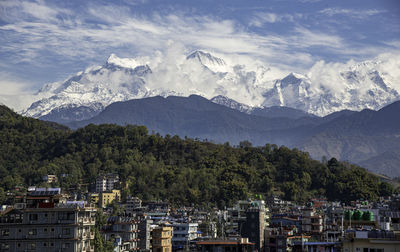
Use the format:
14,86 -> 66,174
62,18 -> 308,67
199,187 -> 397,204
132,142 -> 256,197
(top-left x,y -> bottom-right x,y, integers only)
0,0 -> 399,95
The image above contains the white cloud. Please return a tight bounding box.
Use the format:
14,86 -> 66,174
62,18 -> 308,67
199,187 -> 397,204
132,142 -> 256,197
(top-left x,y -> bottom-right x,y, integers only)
319,8 -> 385,19
249,12 -> 296,27
0,72 -> 35,95
0,0 -> 398,97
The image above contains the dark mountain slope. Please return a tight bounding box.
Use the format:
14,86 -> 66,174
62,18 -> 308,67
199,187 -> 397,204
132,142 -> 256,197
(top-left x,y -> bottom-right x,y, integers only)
300,101 -> 400,176
68,95 -> 320,146
66,98 -> 400,177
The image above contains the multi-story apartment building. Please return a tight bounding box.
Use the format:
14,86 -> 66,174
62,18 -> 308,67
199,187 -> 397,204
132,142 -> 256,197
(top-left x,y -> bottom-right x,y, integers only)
103,216 -> 140,251
95,174 -> 119,192
138,218 -> 153,251
0,203 -> 96,251
241,207 -> 265,252
301,208 -> 323,236
342,230 -> 400,252
172,223 -> 198,251
152,225 -> 173,252
99,189 -> 121,208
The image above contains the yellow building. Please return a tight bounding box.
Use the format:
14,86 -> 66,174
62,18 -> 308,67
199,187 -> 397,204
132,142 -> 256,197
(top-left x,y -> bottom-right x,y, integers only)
99,189 -> 121,208
89,193 -> 99,205
152,225 -> 173,252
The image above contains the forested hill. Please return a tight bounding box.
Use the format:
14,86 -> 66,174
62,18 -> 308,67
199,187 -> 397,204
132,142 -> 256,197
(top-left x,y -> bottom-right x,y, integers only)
0,105 -> 394,206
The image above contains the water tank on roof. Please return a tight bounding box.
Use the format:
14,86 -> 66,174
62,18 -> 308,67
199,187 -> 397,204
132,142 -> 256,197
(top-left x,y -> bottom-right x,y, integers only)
345,210 -> 353,220
362,211 -> 374,221
353,210 -> 363,221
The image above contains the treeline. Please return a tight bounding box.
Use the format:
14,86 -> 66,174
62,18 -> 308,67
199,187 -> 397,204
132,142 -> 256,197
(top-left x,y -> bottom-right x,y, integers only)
0,105 -> 394,207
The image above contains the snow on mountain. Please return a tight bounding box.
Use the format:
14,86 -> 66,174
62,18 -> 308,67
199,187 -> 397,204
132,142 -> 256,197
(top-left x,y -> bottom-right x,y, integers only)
210,95 -> 254,113
21,51 -> 400,120
23,55 -> 151,120
186,50 -> 229,73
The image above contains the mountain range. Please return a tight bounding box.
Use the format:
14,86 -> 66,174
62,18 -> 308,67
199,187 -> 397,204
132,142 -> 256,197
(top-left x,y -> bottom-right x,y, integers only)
2,50 -> 399,177
66,95 -> 400,177
16,50 -> 400,121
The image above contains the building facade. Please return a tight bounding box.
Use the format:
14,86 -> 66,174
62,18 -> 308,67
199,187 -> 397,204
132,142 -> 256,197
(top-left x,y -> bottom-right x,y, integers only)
0,204 -> 96,252
152,225 -> 173,252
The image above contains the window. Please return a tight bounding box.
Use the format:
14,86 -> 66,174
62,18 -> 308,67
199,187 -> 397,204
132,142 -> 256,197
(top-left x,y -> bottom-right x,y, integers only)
1,229 -> 9,236
44,228 -> 48,232
29,214 -> 38,221
28,243 -> 36,250
1,243 -> 10,249
62,228 -> 71,235
28,229 -> 37,235
43,243 -> 47,247
58,212 -> 75,220
62,243 -> 71,249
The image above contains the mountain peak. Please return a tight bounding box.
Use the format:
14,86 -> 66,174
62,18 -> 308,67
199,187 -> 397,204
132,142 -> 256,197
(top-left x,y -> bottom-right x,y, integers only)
106,53 -> 146,69
186,50 -> 227,72
280,72 -> 306,88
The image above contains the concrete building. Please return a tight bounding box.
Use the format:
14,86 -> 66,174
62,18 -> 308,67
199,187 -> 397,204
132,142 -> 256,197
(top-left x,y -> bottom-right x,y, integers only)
227,200 -> 268,235
301,208 -> 323,236
196,238 -> 255,252
241,207 -> 265,252
342,230 -> 400,252
172,223 -> 198,251
42,174 -> 58,183
0,203 -> 96,251
99,189 -> 121,208
138,218 -> 153,251
96,174 -> 119,192
103,216 -> 140,251
124,196 -> 142,213
152,225 -> 173,252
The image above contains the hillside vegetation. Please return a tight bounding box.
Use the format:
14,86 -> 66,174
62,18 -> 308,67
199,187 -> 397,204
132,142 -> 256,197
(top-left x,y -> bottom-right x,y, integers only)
0,105 -> 393,206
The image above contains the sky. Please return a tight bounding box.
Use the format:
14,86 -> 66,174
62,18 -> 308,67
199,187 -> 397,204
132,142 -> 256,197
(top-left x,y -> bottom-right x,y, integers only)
0,0 -> 399,95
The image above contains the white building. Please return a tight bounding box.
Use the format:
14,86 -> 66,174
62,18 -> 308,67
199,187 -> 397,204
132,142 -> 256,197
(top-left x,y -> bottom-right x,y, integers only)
172,223 -> 199,250
95,174 -> 119,192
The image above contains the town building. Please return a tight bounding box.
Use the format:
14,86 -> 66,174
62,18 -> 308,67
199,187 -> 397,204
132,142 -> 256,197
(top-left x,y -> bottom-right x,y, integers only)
241,205 -> 265,252
138,218 -> 153,251
99,189 -> 121,208
0,201 -> 96,251
103,216 -> 140,251
96,174 -> 119,192
301,207 -> 323,237
152,224 -> 173,252
42,174 -> 58,183
172,222 -> 198,251
342,230 -> 400,252
195,238 -> 255,252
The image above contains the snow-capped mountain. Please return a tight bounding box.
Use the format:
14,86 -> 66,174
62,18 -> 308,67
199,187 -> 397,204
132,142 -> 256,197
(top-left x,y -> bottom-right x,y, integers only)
186,51 -> 229,73
23,54 -> 151,121
21,50 -> 400,120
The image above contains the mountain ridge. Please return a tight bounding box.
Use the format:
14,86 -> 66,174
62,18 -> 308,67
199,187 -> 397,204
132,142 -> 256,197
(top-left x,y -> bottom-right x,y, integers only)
13,51 -> 400,120
64,95 -> 400,177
